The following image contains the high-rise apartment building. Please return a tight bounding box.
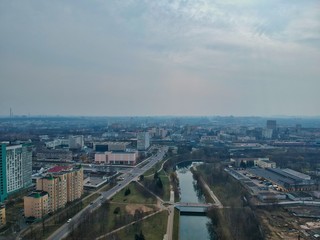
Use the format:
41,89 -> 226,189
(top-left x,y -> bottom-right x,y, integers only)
0,145 -> 7,202
69,135 -> 84,150
66,168 -> 84,202
24,191 -> 49,219
266,120 -> 277,139
36,166 -> 83,212
137,132 -> 150,151
37,175 -> 67,212
0,143 -> 32,202
266,120 -> 277,130
0,205 -> 6,227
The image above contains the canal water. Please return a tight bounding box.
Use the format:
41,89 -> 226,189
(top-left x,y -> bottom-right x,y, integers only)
176,162 -> 212,240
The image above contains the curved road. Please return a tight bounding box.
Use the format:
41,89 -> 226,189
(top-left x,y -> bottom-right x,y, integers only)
47,146 -> 168,240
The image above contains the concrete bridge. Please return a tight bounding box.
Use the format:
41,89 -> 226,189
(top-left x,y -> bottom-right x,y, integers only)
175,202 -> 213,208
174,202 -> 216,216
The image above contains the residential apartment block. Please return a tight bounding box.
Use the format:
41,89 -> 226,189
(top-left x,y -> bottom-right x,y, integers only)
137,132 -> 150,151
36,175 -> 67,212
0,205 -> 6,228
0,143 -> 32,202
36,166 -> 83,213
24,191 -> 49,219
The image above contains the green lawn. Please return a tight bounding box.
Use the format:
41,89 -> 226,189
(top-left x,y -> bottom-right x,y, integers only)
143,161 -> 162,176
116,210 -> 168,240
158,170 -> 170,201
82,192 -> 100,206
111,182 -> 157,204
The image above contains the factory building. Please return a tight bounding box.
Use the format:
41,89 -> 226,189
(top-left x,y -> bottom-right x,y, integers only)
249,168 -> 316,192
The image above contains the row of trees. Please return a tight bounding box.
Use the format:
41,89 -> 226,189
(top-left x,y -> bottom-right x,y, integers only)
67,201 -> 110,240
197,163 -> 263,240
206,207 -> 263,240
142,171 -> 164,197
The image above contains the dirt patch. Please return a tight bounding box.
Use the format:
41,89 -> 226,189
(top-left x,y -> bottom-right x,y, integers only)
125,204 -> 154,215
256,207 -> 312,240
300,222 -> 320,230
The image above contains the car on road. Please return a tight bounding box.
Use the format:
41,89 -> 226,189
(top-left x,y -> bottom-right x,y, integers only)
67,218 -> 72,223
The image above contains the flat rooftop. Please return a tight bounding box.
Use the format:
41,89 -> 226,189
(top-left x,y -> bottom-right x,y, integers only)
28,191 -> 48,198
248,168 -> 296,186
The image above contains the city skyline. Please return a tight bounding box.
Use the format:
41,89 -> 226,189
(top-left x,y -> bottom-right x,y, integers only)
1,0 -> 319,116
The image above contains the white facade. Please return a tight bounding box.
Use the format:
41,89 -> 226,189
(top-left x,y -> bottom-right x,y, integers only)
95,151 -> 137,165
45,138 -> 69,149
94,153 -> 107,164
69,135 -> 84,149
6,145 -> 23,193
262,129 -> 273,139
256,159 -> 276,168
137,132 -> 150,151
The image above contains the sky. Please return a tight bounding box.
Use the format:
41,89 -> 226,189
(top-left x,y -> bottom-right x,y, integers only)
0,0 -> 319,117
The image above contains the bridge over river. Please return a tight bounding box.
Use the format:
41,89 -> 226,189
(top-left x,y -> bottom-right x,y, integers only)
170,202 -> 218,216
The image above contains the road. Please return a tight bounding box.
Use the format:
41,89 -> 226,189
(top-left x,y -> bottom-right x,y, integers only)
47,146 -> 168,240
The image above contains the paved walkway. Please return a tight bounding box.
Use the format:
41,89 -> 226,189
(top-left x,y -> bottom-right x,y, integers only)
192,166 -> 223,208
96,210 -> 164,239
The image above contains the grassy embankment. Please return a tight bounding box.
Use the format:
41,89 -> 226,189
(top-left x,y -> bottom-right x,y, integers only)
65,181 -> 169,240
111,182 -> 157,204
142,157 -> 171,202
196,163 -> 263,240
115,210 -> 168,240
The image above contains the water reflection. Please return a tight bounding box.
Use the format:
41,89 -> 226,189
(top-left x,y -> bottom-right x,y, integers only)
176,162 -> 212,240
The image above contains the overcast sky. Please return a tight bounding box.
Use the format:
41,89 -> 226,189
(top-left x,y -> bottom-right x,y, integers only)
0,0 -> 319,116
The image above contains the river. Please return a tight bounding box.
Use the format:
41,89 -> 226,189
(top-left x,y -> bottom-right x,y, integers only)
176,162 -> 212,240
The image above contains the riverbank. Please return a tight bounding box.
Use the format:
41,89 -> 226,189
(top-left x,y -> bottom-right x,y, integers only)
190,166 -> 223,208
196,163 -> 263,240
175,162 -> 212,239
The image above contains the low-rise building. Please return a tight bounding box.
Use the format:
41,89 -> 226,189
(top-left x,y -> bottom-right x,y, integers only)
249,168 -> 316,192
231,157 -> 275,168
256,159 -> 276,168
36,149 -> 72,161
94,151 -> 138,165
94,142 -> 131,152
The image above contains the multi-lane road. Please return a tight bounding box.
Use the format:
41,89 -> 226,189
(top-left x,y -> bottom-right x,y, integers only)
47,146 -> 168,240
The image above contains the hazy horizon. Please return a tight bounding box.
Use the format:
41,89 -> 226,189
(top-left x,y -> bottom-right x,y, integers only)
1,0 -> 319,116
2,114 -> 320,119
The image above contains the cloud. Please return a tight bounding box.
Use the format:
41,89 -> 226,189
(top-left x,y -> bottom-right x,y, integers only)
0,0 -> 319,116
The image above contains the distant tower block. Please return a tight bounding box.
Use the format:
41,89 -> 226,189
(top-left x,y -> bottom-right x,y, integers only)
266,120 -> 276,130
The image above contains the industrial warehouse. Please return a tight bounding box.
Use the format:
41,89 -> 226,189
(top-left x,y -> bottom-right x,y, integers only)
248,168 -> 317,192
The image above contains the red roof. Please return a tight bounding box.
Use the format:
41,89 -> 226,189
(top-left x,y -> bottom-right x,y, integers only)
47,166 -> 71,173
